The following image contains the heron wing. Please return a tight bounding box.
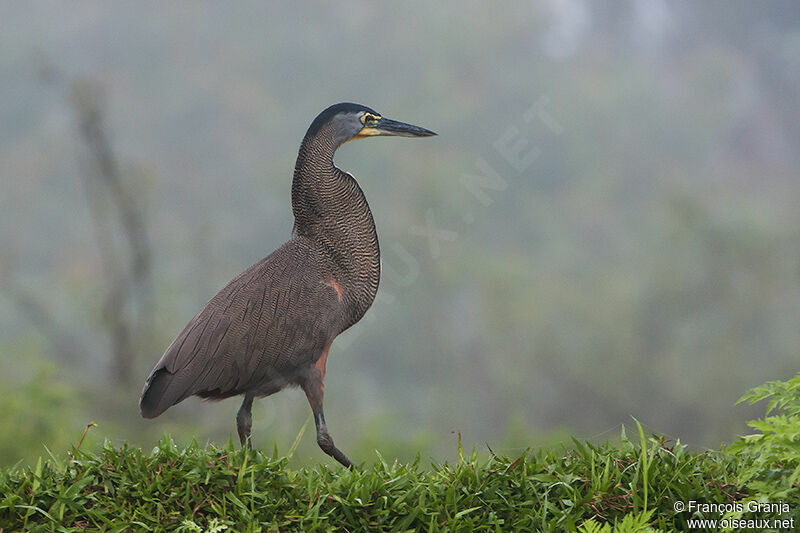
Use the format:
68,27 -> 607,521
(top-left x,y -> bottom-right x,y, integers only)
139,239 -> 340,418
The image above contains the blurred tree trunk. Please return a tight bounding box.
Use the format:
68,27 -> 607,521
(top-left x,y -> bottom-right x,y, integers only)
72,80 -> 152,386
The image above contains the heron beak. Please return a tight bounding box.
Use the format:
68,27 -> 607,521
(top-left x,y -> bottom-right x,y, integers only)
371,117 -> 437,137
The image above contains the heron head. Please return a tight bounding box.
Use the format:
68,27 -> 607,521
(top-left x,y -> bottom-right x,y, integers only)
305,102 -> 437,147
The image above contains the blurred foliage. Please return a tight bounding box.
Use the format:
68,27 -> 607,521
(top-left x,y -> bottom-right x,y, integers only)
0,353 -> 85,466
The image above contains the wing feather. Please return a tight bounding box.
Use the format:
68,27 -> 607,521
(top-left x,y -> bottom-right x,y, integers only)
139,240 -> 340,418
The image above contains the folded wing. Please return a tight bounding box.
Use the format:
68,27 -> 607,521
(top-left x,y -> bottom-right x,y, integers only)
139,241 -> 339,418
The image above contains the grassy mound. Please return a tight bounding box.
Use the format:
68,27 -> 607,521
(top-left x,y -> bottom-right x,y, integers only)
2,374 -> 799,531
0,432 -> 794,532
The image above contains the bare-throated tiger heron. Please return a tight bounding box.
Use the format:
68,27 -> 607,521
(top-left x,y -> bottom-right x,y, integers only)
139,103 -> 436,468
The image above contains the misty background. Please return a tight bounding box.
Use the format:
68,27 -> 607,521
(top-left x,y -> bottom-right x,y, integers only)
1,1 -> 799,466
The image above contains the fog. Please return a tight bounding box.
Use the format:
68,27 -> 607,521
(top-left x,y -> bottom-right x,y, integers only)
2,1 -> 799,465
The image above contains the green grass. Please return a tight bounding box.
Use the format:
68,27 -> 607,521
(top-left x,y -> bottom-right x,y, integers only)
3,374 -> 800,532
0,430 -> 794,532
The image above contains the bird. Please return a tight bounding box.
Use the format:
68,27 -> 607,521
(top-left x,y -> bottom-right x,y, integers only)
139,102 -> 436,468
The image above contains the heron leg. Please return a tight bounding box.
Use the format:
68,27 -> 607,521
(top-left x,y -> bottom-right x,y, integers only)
236,393 -> 254,449
301,369 -> 355,469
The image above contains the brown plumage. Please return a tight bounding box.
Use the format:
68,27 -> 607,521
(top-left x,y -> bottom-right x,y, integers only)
139,103 -> 435,468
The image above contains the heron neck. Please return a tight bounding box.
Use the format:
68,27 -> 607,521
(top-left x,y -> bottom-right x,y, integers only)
291,128 -> 341,233
290,127 -> 380,321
